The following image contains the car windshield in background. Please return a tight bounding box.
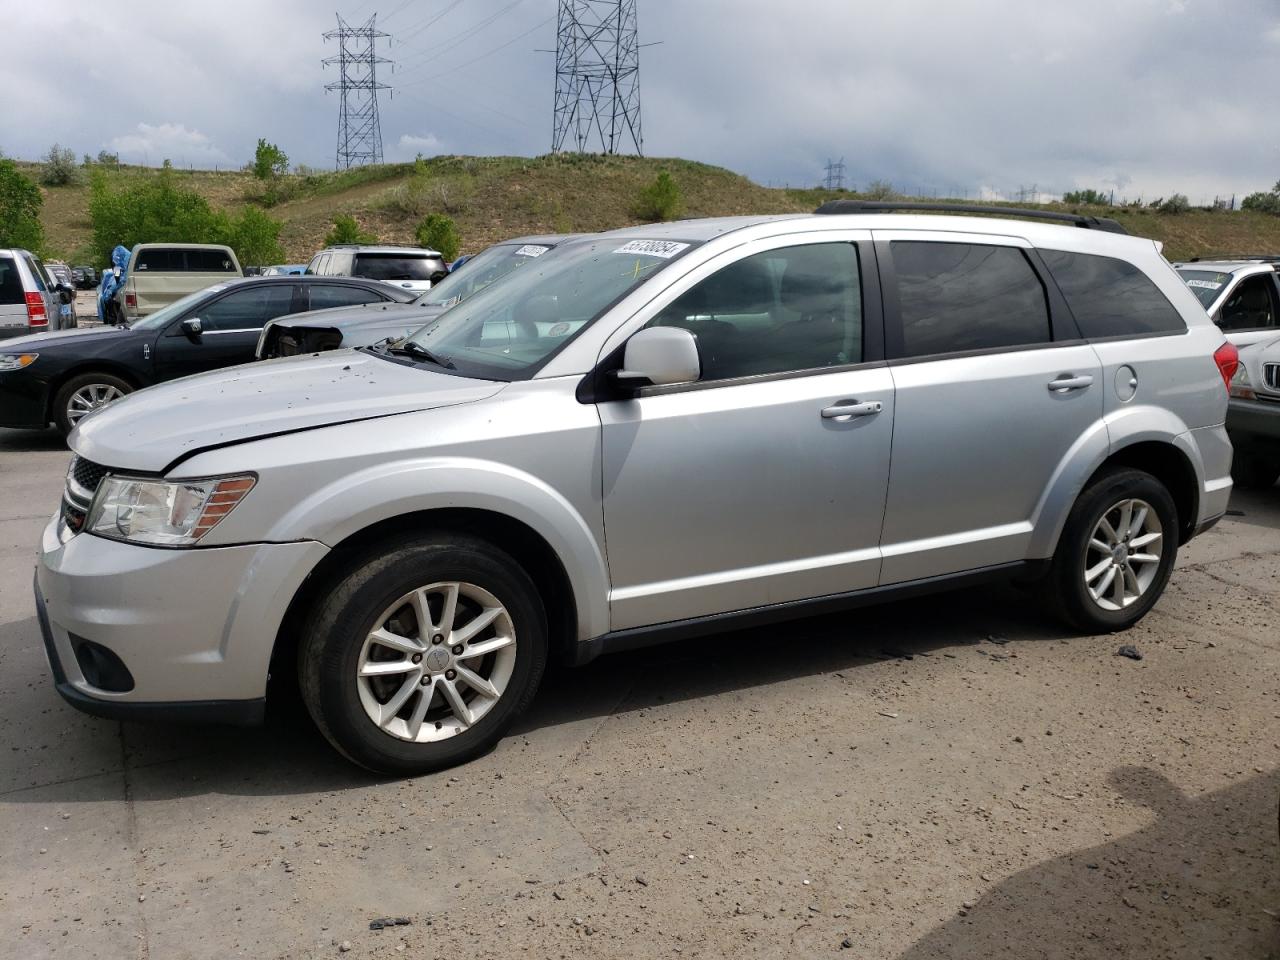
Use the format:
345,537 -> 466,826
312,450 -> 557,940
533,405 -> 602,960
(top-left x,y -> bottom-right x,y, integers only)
129,286 -> 227,330
354,254 -> 440,281
1179,269 -> 1232,308
415,242 -> 555,309
395,237 -> 698,380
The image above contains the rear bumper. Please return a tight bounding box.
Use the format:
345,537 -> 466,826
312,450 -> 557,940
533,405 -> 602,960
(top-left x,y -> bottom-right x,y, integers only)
1227,397 -> 1280,442
1186,423 -> 1233,540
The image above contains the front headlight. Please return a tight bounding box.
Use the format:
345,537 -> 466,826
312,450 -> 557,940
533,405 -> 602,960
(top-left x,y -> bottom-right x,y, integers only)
86,475 -> 256,546
0,353 -> 38,371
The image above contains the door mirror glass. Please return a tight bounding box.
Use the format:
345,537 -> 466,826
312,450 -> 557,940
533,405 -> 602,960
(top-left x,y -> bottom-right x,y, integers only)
57,286 -> 73,304
616,327 -> 700,387
181,317 -> 203,342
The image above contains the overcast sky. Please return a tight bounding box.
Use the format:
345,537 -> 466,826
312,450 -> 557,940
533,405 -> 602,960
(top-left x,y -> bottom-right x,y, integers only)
3,0 -> 1278,203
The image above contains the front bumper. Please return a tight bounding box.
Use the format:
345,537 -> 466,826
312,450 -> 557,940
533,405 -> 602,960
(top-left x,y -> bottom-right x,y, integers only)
35,513 -> 328,721
0,369 -> 50,427
1227,397 -> 1280,442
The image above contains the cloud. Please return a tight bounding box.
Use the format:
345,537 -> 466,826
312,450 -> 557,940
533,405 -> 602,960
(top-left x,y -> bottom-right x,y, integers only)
108,123 -> 230,167
389,133 -> 448,161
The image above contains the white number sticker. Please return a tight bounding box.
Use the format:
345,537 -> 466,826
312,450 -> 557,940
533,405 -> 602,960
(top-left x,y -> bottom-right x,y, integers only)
612,240 -> 690,259
1185,279 -> 1223,291
514,245 -> 550,258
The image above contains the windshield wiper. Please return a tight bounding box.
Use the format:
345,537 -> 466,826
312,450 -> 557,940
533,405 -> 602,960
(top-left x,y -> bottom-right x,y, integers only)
388,339 -> 456,369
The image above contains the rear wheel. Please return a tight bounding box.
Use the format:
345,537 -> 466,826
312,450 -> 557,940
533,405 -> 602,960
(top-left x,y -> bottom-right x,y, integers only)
1044,467 -> 1178,633
1231,451 -> 1280,490
53,372 -> 132,434
298,534 -> 547,775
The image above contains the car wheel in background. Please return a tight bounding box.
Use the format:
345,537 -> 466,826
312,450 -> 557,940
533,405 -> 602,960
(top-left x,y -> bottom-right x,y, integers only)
298,533 -> 548,776
1230,451 -> 1280,490
53,372 -> 132,435
1045,466 -> 1179,633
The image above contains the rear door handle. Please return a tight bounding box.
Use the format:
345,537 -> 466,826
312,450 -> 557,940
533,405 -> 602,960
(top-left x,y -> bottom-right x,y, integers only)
821,400 -> 882,420
1048,374 -> 1094,393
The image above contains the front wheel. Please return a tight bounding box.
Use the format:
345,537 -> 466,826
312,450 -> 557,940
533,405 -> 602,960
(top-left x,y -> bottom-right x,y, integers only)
298,534 -> 548,775
1044,467 -> 1178,633
53,372 -> 132,435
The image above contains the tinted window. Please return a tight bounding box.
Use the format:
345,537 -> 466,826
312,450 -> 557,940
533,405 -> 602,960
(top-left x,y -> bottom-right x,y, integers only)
1042,249 -> 1186,338
891,242 -> 1049,357
137,249 -> 236,272
134,249 -> 174,272
186,249 -> 237,272
0,257 -> 22,304
308,284 -> 385,310
646,243 -> 862,382
1215,274 -> 1279,332
197,285 -> 295,331
354,254 -> 444,282
23,256 -> 47,291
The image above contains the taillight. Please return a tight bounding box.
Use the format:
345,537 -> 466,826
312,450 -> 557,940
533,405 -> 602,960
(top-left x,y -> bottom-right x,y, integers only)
125,292 -> 137,308
1213,341 -> 1239,391
25,292 -> 47,328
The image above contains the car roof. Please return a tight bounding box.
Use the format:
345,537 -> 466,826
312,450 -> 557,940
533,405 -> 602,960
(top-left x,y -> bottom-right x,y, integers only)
320,245 -> 444,255
132,242 -> 235,251
217,275 -> 416,297
1174,260 -> 1276,273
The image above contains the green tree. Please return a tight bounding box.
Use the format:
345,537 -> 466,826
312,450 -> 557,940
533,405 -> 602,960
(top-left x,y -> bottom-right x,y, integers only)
632,171 -> 682,222
414,213 -> 460,261
323,213 -> 377,246
0,158 -> 45,251
96,150 -> 119,166
1242,182 -> 1280,215
1158,193 -> 1190,215
40,143 -> 80,186
253,139 -> 289,181
88,166 -> 226,263
1062,188 -> 1110,205
225,206 -> 285,267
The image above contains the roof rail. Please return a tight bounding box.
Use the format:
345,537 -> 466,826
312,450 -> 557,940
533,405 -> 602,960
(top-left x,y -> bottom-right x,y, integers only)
812,199 -> 1128,235
1186,253 -> 1280,263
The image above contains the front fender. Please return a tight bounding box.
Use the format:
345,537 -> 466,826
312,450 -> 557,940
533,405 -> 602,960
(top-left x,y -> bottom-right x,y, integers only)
265,456 -> 610,642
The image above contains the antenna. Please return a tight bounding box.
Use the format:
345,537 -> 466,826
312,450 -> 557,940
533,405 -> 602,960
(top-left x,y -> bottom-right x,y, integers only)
552,0 -> 643,155
323,14 -> 393,169
823,157 -> 846,191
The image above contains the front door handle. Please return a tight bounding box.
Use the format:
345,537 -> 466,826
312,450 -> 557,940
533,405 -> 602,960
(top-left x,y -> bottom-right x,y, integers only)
1048,374 -> 1094,393
821,400 -> 883,420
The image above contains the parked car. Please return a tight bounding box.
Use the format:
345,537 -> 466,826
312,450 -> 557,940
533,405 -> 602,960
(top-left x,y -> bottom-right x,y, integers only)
258,235 -> 583,359
305,244 -> 447,294
72,265 -> 98,289
1226,333 -> 1280,488
44,261 -> 78,330
37,205 -> 1234,775
109,243 -> 243,322
1174,257 -> 1280,348
0,249 -> 73,340
261,264 -> 307,277
0,276 -> 415,434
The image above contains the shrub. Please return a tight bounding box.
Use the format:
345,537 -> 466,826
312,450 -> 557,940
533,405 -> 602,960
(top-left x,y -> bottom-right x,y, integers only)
1158,193 -> 1190,215
253,139 -> 289,181
324,213 -> 377,246
226,206 -> 285,267
1242,185 -> 1280,215
1062,188 -> 1110,205
40,143 -> 80,186
632,170 -> 682,222
862,179 -> 901,200
96,150 -> 119,166
0,158 -> 45,251
414,214 -> 460,261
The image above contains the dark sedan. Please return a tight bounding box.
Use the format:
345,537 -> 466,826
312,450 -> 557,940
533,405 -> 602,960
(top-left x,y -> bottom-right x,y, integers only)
0,276 -> 416,434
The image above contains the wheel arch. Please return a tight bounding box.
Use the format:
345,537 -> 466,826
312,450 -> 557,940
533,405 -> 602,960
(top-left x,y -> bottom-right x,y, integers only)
1094,439 -> 1199,545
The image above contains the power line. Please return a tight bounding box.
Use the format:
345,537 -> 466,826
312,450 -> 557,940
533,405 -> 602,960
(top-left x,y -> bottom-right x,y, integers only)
397,13 -> 554,88
552,0 -> 643,155
323,14 -> 394,168
394,0 -> 525,79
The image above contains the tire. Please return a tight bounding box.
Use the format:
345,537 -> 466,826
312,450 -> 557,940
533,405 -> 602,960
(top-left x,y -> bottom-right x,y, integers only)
1231,451 -> 1280,490
52,372 -> 132,435
1044,467 -> 1179,633
298,533 -> 548,775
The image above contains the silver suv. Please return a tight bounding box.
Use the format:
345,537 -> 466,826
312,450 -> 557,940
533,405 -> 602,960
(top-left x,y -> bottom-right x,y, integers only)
1,249 -> 73,339
36,205 -> 1235,774
305,244 -> 448,294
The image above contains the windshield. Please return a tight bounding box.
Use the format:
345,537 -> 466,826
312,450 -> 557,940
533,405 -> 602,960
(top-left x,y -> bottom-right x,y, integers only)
129,284 -> 229,330
395,236 -> 698,380
354,254 -> 442,282
1178,269 -> 1232,308
414,242 -> 556,309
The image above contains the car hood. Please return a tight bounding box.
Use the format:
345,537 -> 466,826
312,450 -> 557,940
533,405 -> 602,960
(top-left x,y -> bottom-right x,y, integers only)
71,349 -> 505,472
0,325 -> 136,350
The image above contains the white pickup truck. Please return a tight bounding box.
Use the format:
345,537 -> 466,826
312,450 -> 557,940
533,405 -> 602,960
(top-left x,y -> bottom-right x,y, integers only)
114,243 -> 242,320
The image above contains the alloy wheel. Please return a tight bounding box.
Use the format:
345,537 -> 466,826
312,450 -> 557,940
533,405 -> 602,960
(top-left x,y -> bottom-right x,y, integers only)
66,383 -> 125,425
1083,497 -> 1163,611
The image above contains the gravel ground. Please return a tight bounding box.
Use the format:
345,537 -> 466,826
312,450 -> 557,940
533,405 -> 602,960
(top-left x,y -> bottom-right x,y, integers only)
1,426 -> 1278,960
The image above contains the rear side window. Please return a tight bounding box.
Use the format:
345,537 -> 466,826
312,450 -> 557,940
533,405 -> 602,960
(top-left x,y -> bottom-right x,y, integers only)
891,241 -> 1050,357
198,285 -> 296,331
354,254 -> 445,282
134,249 -> 175,271
24,256 -> 47,291
185,249 -> 237,272
308,284 -> 385,311
1042,249 -> 1186,338
0,257 -> 23,304
136,249 -> 236,272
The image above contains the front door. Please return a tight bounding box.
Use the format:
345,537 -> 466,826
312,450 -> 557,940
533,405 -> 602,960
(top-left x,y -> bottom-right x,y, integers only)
153,283 -> 300,380
599,237 -> 895,631
873,233 -> 1104,583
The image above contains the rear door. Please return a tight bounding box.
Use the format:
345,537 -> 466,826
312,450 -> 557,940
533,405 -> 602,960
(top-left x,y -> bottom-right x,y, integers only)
305,282 -> 390,311
873,231 -> 1103,583
153,283 -> 301,380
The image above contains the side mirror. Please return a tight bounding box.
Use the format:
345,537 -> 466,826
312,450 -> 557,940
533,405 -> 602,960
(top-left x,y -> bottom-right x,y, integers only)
181,317 -> 203,342
614,327 -> 701,388
57,286 -> 73,305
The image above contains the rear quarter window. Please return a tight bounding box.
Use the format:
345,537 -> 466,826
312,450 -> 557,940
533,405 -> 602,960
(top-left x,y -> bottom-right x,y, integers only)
1041,249 -> 1186,338
0,258 -> 23,304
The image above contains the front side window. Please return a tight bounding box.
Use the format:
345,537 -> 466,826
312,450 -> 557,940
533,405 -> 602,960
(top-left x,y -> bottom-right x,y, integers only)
308,285 -> 385,311
891,241 -> 1050,358
400,236 -> 698,380
1216,274 -> 1279,331
644,243 -> 863,382
1042,249 -> 1185,338
197,285 -> 295,332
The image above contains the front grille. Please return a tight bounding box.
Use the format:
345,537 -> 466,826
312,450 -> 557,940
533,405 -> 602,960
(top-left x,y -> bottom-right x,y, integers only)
62,456 -> 109,534
1265,363 -> 1279,391
70,456 -> 107,494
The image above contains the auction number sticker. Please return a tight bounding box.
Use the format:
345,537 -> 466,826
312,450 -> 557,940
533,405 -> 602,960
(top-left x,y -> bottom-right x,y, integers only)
1184,279 -> 1223,290
515,244 -> 551,257
612,240 -> 690,259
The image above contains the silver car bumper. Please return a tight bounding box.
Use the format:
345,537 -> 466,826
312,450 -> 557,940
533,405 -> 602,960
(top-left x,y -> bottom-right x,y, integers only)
35,514 -> 327,721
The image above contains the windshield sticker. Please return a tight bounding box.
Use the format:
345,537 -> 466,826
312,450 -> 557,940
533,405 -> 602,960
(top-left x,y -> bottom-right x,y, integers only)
1185,279 -> 1223,291
612,240 -> 690,259
514,244 -> 551,258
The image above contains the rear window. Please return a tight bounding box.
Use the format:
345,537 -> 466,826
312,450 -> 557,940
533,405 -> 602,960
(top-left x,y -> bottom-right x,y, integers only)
0,257 -> 23,305
353,253 -> 444,282
135,248 -> 236,272
1042,250 -> 1186,338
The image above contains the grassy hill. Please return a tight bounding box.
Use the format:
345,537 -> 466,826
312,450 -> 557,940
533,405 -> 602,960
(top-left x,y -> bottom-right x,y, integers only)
21,154 -> 1280,265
